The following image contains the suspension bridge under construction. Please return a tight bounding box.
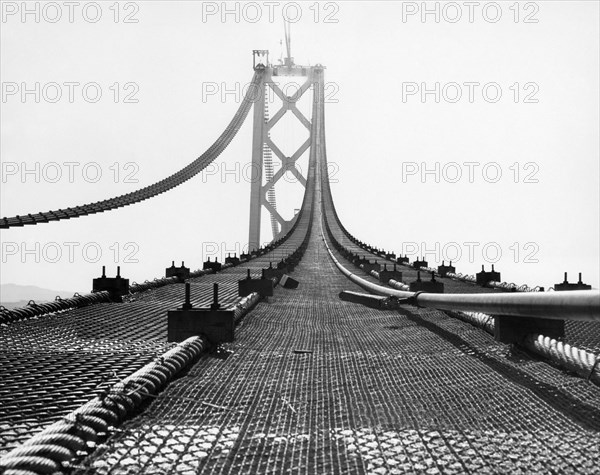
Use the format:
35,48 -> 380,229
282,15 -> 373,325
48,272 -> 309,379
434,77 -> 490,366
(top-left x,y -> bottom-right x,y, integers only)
1,47 -> 600,475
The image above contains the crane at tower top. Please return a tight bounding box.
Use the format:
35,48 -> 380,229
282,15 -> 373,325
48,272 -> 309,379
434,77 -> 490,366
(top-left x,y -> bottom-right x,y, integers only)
283,19 -> 294,67
253,21 -> 324,76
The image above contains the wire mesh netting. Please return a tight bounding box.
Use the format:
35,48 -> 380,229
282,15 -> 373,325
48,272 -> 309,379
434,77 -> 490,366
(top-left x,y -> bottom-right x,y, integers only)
68,223 -> 600,474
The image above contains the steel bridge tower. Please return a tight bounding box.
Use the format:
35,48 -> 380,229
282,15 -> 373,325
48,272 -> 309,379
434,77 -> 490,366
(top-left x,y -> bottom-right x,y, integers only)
248,47 -> 324,252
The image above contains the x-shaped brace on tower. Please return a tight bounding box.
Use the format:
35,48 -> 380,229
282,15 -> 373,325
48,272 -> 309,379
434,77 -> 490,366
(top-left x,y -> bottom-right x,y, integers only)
248,65 -> 318,251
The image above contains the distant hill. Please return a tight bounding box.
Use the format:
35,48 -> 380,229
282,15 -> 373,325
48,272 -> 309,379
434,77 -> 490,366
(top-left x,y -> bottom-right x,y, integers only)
0,284 -> 78,308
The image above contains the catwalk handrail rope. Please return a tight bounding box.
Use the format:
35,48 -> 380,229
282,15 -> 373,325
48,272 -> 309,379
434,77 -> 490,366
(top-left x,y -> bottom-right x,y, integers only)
1,73 -> 262,229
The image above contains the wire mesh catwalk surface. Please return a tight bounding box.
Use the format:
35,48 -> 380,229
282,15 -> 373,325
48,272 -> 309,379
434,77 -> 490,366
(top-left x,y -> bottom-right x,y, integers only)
0,166 -> 315,459
0,251 -> 308,456
0,302 -> 172,456
75,224 -> 600,475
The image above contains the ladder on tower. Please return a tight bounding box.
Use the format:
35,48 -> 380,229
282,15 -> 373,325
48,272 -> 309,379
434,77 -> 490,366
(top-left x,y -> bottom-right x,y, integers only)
263,99 -> 279,239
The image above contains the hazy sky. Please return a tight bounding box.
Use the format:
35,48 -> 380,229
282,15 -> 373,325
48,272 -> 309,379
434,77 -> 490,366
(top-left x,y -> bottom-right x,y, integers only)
1,1 -> 598,294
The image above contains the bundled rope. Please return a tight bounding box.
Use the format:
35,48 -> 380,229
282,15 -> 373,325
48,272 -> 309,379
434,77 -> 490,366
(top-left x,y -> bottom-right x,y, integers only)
0,292 -> 111,325
0,336 -> 207,474
524,334 -> 600,385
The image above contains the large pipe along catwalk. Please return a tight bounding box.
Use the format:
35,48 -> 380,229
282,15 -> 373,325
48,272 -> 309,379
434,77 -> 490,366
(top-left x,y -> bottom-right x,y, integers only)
314,92 -> 600,390
323,232 -> 599,322
316,107 -> 599,322
319,154 -> 600,386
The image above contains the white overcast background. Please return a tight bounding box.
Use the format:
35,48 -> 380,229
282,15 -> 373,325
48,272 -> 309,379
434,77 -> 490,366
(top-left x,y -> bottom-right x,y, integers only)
0,1 -> 598,295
